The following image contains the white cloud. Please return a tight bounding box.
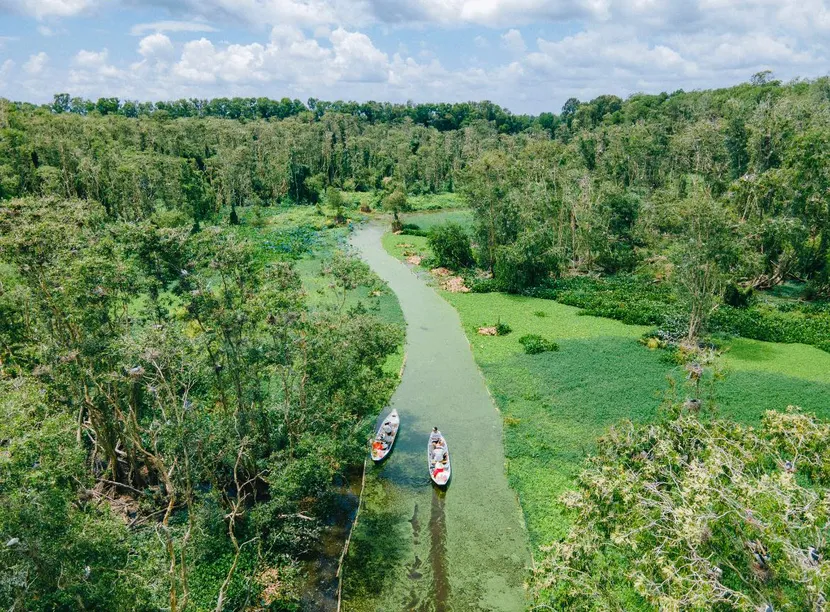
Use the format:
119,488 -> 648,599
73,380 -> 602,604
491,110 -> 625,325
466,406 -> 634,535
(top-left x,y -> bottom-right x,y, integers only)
4,0 -> 96,19
138,33 -> 175,58
23,51 -> 48,74
37,25 -> 54,35
68,47 -> 127,91
0,59 -> 14,89
5,0 -> 830,114
73,48 -> 109,67
164,26 -> 392,88
130,20 -> 219,36
501,28 -> 526,53
329,27 -> 389,82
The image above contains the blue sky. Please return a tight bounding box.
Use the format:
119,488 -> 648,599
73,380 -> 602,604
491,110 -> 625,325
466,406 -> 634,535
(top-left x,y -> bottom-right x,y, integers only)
1,0 -> 829,114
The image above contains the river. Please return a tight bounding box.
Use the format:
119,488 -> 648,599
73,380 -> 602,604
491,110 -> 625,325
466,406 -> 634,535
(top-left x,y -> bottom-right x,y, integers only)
340,224 -> 530,611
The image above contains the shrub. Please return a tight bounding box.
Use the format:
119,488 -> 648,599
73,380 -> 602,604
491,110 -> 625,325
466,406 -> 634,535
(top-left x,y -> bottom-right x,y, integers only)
470,277 -> 502,293
519,334 -> 559,354
427,222 -> 474,270
494,230 -> 560,293
400,223 -> 427,237
495,320 -> 512,336
723,281 -> 754,308
527,274 -> 830,353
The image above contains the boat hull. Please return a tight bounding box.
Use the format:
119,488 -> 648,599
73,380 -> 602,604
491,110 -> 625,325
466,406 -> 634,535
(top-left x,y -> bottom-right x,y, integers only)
371,409 -> 399,462
428,431 -> 451,486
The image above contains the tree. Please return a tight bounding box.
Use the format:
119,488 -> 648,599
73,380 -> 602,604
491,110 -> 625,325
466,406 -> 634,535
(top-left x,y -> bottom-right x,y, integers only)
751,69 -> 777,86
51,93 -> 70,114
561,97 -> 580,125
95,97 -> 120,115
0,380 -> 141,610
326,187 -> 346,224
461,151 -> 514,272
671,192 -> 744,341
382,189 -> 408,231
494,228 -> 560,293
427,222 -> 474,270
534,405 -> 830,611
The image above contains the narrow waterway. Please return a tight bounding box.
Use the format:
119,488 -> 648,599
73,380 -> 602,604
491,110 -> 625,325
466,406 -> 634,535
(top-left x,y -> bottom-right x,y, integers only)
342,224 -> 530,611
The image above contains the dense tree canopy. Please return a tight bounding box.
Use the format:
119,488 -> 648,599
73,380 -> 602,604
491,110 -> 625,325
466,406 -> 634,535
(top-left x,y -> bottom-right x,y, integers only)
0,196 -> 402,609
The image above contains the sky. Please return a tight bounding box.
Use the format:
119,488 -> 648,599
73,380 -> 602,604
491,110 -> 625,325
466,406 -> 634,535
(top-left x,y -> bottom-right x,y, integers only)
0,0 -> 829,114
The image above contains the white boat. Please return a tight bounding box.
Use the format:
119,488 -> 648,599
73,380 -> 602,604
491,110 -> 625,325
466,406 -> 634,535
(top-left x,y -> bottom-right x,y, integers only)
428,429 -> 451,486
371,409 -> 399,462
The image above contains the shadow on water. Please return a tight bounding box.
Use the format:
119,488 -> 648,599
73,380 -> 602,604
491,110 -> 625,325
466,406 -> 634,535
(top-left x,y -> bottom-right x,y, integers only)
402,488 -> 450,612
430,487 -> 450,612
341,477 -> 411,605
298,470 -> 362,611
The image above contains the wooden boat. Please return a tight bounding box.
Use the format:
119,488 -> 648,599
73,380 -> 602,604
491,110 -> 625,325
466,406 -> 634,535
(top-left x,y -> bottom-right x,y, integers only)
428,429 -> 451,486
370,409 -> 400,462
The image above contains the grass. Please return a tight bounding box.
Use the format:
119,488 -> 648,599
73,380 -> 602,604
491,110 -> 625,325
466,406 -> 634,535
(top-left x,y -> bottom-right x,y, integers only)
400,208 -> 474,231
381,232 -> 430,261
381,231 -> 830,553
406,192 -> 465,211
338,191 -> 465,213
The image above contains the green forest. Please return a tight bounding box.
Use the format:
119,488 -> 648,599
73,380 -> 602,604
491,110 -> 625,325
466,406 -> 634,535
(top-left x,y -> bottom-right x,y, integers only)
2,72 -> 830,610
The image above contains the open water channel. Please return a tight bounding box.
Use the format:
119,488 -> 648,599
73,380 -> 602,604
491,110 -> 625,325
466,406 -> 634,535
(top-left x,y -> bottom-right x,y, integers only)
337,224 -> 531,611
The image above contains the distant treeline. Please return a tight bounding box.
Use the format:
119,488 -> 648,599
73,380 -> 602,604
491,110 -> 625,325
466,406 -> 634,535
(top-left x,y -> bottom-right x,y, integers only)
22,93 -> 539,133
8,72 -> 795,135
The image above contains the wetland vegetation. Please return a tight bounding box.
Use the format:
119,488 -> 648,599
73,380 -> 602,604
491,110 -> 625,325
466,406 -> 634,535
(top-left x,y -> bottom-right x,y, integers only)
3,73 -> 830,610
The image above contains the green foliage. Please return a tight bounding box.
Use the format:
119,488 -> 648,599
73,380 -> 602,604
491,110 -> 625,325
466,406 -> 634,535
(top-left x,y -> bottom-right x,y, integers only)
723,281 -> 755,308
593,190 -> 641,273
469,277 -> 503,293
398,222 -> 427,237
529,274 -> 830,353
0,195 -> 404,608
326,187 -> 346,224
495,320 -> 512,336
382,189 -> 409,214
518,334 -> 559,354
534,408 -> 830,611
669,192 -> 752,340
431,284 -> 830,556
494,229 -> 560,293
427,222 -> 474,270
0,380 -> 143,610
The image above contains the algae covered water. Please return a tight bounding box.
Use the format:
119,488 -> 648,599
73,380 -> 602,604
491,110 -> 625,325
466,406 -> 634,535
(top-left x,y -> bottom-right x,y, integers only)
342,224 -> 530,611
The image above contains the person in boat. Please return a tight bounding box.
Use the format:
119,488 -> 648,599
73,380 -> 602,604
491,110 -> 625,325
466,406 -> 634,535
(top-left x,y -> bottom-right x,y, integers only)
431,445 -> 447,465
381,421 -> 395,443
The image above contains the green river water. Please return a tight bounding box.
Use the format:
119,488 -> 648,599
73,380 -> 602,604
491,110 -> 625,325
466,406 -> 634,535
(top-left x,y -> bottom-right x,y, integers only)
341,224 -> 530,611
